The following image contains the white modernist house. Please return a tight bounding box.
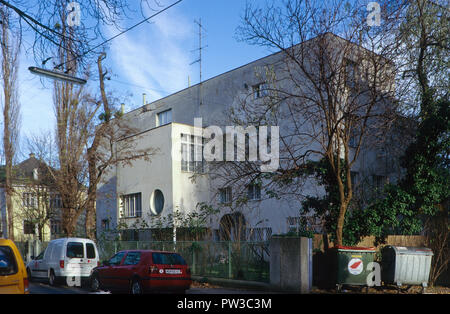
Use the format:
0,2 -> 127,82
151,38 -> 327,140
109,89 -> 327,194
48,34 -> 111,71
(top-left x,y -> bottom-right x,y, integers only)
96,33 -> 402,241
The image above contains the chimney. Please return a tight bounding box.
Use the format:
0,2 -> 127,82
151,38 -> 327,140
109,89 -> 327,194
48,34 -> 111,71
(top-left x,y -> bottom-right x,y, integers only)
121,103 -> 125,114
143,93 -> 147,106
29,153 -> 35,159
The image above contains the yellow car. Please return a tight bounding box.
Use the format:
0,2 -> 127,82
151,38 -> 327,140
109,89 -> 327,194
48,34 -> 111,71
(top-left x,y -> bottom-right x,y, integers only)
0,238 -> 29,294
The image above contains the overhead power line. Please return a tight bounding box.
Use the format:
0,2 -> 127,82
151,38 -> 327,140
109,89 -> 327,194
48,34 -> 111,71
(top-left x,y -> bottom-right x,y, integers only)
0,0 -> 183,69
54,0 -> 184,69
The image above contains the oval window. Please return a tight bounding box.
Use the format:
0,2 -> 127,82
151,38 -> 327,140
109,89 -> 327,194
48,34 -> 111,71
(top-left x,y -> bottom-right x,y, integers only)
150,189 -> 165,215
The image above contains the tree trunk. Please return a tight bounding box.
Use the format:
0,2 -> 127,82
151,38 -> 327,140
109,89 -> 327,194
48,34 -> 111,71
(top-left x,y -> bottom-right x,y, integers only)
84,53 -> 110,240
85,147 -> 98,240
335,202 -> 348,247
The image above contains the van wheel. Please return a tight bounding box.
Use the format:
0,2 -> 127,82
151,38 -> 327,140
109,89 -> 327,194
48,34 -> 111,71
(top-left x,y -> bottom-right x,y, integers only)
131,278 -> 143,294
48,270 -> 57,286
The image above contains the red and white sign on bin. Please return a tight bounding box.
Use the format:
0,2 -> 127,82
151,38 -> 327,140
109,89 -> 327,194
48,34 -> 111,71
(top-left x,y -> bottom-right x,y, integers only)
348,258 -> 364,275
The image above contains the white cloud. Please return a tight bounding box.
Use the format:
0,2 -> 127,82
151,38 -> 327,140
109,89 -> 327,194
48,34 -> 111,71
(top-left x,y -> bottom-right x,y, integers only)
106,6 -> 194,108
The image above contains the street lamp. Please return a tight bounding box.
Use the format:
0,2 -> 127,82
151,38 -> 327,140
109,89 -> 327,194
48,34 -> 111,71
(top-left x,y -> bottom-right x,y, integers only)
28,66 -> 87,85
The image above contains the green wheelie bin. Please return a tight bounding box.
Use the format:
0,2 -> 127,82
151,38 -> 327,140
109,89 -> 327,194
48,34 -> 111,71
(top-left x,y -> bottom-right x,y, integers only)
332,246 -> 376,292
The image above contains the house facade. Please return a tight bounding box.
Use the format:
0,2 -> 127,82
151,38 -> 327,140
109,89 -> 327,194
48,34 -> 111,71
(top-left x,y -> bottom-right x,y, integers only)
96,33 -> 403,241
0,153 -> 63,242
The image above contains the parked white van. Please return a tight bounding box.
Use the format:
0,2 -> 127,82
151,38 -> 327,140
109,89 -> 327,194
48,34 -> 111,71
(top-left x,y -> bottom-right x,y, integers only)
26,238 -> 99,286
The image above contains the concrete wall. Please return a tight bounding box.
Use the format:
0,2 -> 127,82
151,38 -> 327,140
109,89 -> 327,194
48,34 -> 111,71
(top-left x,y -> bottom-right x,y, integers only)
269,237 -> 312,293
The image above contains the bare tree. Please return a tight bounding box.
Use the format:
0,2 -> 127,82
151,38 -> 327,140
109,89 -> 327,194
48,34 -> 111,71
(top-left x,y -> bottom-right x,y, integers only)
0,6 -> 22,240
84,52 -> 155,239
0,0 -> 165,72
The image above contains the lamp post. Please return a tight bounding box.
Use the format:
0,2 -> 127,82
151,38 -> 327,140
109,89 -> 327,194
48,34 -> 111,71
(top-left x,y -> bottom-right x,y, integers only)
28,66 -> 87,85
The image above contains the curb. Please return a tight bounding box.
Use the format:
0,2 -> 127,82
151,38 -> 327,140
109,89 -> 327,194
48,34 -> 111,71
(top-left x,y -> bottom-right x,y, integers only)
191,275 -> 276,292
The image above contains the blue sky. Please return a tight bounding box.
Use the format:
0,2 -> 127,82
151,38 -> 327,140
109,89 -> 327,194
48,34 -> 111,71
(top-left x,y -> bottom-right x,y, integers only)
18,0 -> 277,158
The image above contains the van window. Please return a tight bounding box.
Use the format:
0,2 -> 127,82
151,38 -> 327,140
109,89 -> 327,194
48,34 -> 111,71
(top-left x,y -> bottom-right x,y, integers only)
86,243 -> 96,259
67,242 -> 84,258
0,246 -> 18,276
152,253 -> 186,266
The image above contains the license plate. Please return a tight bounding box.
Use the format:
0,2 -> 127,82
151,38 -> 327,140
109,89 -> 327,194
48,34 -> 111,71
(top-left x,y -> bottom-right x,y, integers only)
165,269 -> 181,274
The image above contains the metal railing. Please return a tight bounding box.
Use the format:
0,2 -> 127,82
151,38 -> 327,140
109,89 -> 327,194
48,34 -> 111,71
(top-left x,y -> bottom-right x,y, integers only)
16,240 -> 270,283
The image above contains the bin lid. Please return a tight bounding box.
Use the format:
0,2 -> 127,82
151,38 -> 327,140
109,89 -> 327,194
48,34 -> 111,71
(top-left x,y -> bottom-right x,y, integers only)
388,246 -> 433,256
334,245 -> 376,252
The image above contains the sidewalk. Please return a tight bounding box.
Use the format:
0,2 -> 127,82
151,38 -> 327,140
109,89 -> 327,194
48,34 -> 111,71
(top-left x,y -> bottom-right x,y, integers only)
191,275 -> 278,293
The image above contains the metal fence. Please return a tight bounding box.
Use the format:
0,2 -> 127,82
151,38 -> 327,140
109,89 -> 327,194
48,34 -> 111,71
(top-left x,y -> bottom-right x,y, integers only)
97,240 -> 270,283
16,240 -> 270,283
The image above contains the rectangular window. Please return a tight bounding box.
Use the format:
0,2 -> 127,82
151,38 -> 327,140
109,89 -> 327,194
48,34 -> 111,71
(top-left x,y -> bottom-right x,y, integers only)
23,193 -> 37,208
287,217 -> 301,233
120,193 -> 142,218
66,242 -> 84,258
247,183 -> 261,200
219,187 -> 232,204
23,220 -> 35,235
152,252 -> 186,265
181,133 -> 204,173
373,175 -> 386,193
345,59 -> 359,88
101,219 -> 110,230
50,219 -> 61,235
247,227 -> 272,241
252,82 -> 268,99
86,243 -> 96,259
50,194 -> 62,209
157,109 -> 172,126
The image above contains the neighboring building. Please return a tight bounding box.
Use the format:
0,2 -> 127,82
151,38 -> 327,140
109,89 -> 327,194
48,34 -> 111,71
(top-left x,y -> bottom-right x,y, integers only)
0,153 -> 62,241
96,33 -> 404,241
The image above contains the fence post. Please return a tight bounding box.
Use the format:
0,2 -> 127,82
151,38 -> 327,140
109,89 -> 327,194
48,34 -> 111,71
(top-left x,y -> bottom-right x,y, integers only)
192,247 -> 196,275
228,241 -> 232,279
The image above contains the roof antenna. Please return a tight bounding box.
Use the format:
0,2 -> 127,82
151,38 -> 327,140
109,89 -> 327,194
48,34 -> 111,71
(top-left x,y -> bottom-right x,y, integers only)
190,18 -> 207,105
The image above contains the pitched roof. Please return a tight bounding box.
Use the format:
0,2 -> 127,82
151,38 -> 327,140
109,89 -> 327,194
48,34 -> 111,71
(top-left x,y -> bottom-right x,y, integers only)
0,153 -> 55,186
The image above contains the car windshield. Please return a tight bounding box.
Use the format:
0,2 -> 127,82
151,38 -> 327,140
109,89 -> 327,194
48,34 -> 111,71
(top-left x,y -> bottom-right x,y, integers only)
0,246 -> 18,276
152,252 -> 186,265
66,242 -> 84,258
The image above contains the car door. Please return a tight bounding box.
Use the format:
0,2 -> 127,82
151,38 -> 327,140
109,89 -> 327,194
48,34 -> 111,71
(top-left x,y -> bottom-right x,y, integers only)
30,250 -> 46,278
100,251 -> 126,290
120,252 -> 142,289
65,242 -> 85,277
0,245 -> 21,294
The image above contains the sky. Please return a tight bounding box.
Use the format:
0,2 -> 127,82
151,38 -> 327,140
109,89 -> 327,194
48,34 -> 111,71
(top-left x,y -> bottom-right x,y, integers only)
16,0 -> 277,160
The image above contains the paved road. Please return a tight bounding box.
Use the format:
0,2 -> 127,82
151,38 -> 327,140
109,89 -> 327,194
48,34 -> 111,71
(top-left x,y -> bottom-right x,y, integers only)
29,281 -> 269,294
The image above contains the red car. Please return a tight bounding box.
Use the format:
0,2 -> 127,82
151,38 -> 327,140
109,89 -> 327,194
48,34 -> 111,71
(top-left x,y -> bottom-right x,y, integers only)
90,250 -> 191,294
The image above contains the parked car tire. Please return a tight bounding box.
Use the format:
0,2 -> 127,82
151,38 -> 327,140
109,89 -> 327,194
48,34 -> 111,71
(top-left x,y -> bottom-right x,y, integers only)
90,274 -> 101,292
130,278 -> 143,295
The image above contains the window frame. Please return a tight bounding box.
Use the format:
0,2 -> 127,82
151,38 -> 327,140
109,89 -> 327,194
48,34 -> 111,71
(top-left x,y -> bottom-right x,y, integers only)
247,183 -> 262,201
120,193 -> 142,218
219,187 -> 232,204
181,133 -> 204,173
66,242 -> 84,259
157,109 -> 172,126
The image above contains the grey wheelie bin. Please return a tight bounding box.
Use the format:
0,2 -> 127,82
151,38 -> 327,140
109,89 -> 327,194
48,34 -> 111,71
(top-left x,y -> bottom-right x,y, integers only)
381,246 -> 433,292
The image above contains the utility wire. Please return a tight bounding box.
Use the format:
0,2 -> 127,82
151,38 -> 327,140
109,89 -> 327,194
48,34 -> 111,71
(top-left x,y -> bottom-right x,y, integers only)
54,0 -> 183,70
